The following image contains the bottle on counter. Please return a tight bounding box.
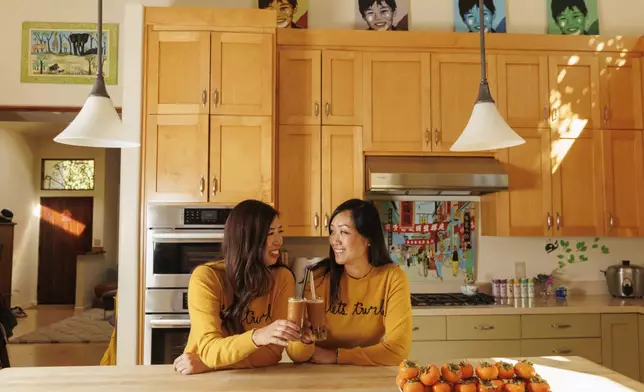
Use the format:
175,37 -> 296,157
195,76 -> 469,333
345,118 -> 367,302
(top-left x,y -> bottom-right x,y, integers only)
492,279 -> 500,298
506,279 -> 514,298
499,279 -> 507,298
513,279 -> 521,298
520,278 -> 529,298
527,279 -> 535,298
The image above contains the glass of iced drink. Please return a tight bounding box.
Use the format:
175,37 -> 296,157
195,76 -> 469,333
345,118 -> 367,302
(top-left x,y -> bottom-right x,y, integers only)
306,296 -> 327,341
287,297 -> 306,337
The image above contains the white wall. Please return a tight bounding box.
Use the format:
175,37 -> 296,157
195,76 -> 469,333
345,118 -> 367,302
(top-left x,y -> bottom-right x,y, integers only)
0,129 -> 39,308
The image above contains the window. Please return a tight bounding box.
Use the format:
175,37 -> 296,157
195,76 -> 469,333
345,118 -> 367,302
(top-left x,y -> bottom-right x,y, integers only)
41,159 -> 95,190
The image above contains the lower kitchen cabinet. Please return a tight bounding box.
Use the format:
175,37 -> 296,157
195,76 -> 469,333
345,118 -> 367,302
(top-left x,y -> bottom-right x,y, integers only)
520,338 -> 602,363
600,314 -> 640,381
410,340 -> 521,365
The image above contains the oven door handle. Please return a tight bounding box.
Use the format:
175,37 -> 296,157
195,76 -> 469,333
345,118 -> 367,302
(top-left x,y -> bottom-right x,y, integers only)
150,231 -> 224,242
149,319 -> 191,328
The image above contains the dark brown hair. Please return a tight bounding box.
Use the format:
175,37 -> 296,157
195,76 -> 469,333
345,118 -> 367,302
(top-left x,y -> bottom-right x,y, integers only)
220,199 -> 281,334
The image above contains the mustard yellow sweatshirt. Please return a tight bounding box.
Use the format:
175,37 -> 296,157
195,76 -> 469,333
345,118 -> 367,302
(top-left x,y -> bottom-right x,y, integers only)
287,263 -> 412,366
184,261 -> 295,370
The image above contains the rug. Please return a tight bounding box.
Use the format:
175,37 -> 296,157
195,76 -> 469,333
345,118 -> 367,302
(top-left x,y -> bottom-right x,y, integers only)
8,308 -> 113,344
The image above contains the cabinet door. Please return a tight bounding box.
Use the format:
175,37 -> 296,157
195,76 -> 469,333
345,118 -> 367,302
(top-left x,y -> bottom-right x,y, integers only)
362,52 -> 430,152
601,130 -> 644,236
210,32 -> 273,116
145,115 -> 209,202
551,128 -> 604,236
548,55 -> 601,131
431,53 -> 498,152
146,30 -> 211,115
601,314 -> 640,381
321,51 -> 363,126
209,116 -> 273,204
497,55 -> 549,128
279,50 -> 321,125
278,126 -> 321,236
321,126 -> 364,227
600,55 -> 643,130
495,129 -> 553,236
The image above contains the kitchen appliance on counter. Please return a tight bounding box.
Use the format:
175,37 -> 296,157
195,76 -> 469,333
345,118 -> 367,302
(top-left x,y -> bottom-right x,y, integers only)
143,204 -> 233,365
601,260 -> 644,298
411,293 -> 496,307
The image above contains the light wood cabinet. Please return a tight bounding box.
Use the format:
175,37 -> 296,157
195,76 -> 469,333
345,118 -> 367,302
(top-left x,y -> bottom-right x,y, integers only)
278,126 -> 363,237
278,49 -> 362,126
601,314 -> 640,381
599,55 -> 643,130
521,338 -> 602,363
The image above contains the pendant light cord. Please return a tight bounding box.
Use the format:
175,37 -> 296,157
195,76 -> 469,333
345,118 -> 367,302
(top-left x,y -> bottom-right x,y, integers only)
90,0 -> 109,98
475,0 -> 494,103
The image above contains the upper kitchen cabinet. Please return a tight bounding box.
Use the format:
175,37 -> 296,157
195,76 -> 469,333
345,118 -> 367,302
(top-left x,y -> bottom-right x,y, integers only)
496,55 -> 550,129
147,30 -> 273,116
430,53 -> 498,152
362,52 -> 430,152
278,49 -> 362,126
599,55 -> 643,130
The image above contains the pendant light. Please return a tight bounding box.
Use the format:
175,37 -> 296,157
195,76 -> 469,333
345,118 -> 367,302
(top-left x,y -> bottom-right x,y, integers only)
54,0 -> 140,148
450,0 -> 525,152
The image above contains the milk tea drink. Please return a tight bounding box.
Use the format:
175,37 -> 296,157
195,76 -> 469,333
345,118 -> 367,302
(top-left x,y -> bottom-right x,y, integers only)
287,297 -> 306,335
306,297 -> 327,341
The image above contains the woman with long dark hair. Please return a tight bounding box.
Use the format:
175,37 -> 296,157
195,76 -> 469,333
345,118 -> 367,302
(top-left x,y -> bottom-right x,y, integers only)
173,200 -> 304,374
287,199 -> 412,365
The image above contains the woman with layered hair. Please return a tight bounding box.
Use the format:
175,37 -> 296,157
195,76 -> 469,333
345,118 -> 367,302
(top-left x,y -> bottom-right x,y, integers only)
287,199 -> 412,366
173,200 -> 305,375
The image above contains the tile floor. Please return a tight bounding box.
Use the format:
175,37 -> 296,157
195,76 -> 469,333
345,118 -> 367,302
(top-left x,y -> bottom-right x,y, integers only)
6,306 -> 109,367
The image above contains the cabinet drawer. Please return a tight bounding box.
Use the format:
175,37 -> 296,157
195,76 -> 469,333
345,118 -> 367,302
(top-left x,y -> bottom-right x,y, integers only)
446,315 -> 521,340
412,316 -> 446,341
521,338 -> 602,364
410,340 -> 521,365
522,314 -> 600,338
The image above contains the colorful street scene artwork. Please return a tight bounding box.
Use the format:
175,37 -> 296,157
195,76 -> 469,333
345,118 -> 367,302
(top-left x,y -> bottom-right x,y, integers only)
374,200 -> 477,283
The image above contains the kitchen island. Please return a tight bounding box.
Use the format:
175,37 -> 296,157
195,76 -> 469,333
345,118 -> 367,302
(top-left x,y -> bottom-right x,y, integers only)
1,356 -> 643,391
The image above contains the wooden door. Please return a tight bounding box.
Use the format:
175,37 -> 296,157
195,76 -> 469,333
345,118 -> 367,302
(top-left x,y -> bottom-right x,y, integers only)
145,115 -> 210,202
548,55 -> 601,131
0,224 -> 15,305
431,53 -> 498,152
278,49 -> 321,125
362,52 -> 430,152
209,116 -> 273,204
494,129 -> 553,236
278,125 -> 321,236
146,30 -> 211,115
551,128 -> 604,236
38,197 -> 93,305
601,130 -> 644,237
321,126 -> 364,229
210,32 -> 273,116
321,51 -> 363,126
599,55 -> 643,130
496,55 -> 549,128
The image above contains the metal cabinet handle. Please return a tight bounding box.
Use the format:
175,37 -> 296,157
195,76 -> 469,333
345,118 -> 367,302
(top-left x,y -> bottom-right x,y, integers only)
609,213 -> 614,231
213,89 -> 219,108
604,106 -> 609,123
474,324 -> 494,330
556,213 -> 561,230
550,324 -> 571,329
412,327 -> 419,331
313,213 -> 319,228
212,177 -> 217,196
324,214 -> 329,228
546,213 -> 552,230
425,129 -> 430,146
543,105 -> 549,123
201,89 -> 207,107
314,102 -> 320,117
552,349 -> 572,354
199,175 -> 205,196
325,102 -> 330,117
434,129 -> 440,146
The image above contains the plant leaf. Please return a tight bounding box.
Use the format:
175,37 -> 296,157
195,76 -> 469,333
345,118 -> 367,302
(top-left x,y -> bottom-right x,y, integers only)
565,248 -> 572,253
601,245 -> 610,254
557,254 -> 564,259
579,255 -> 588,262
592,244 -> 598,249
568,254 -> 575,263
576,241 -> 585,250
558,261 -> 565,268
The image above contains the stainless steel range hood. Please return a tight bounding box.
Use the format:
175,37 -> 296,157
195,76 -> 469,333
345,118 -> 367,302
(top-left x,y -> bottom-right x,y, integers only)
365,156 -> 508,196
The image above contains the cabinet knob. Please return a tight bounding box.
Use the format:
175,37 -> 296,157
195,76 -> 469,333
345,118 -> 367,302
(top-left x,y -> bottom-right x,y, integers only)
213,89 -> 219,108
313,213 -> 319,228
201,89 -> 207,107
609,213 -> 614,231
314,102 -> 320,117
212,177 -> 218,196
474,324 -> 494,331
555,213 -> 561,230
323,213 -> 329,228
325,102 -> 330,117
550,323 -> 571,329
412,326 -> 419,331
434,129 -> 440,146
546,213 -> 552,230
199,175 -> 205,196
604,106 -> 609,123
552,349 -> 572,354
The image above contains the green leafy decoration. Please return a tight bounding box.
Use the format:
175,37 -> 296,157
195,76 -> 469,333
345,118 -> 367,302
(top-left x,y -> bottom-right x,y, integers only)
601,245 -> 610,254
565,248 -> 572,253
568,254 -> 575,263
557,254 -> 564,259
576,241 -> 587,251
579,255 -> 589,262
594,238 -> 600,242
548,238 -> 610,270
592,244 -> 598,249
558,261 -> 566,268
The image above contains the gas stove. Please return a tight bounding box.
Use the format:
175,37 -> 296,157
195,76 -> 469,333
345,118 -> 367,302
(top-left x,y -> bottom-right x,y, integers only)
411,292 -> 496,307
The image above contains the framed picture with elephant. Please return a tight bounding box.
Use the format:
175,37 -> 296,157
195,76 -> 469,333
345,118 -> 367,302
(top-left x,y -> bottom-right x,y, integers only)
20,21 -> 118,85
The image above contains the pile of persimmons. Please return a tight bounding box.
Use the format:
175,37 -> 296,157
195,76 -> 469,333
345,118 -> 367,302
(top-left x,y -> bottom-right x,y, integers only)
396,359 -> 551,392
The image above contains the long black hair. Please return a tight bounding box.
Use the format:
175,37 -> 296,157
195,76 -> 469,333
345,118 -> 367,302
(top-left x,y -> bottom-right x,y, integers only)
311,199 -> 393,306
219,199 -> 281,334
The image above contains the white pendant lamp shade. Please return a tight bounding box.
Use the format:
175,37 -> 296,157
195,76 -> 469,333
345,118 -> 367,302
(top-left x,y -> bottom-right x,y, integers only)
450,101 -> 526,151
54,94 -> 139,148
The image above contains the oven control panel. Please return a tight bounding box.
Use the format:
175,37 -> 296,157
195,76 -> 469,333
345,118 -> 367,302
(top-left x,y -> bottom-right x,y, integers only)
183,208 -> 231,225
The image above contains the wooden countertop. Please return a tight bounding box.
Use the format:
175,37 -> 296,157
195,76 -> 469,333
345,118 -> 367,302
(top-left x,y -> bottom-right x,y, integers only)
1,356 -> 642,391
412,295 -> 644,316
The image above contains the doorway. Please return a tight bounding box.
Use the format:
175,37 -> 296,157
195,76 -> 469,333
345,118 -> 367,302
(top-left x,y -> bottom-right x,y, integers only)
37,197 -> 93,305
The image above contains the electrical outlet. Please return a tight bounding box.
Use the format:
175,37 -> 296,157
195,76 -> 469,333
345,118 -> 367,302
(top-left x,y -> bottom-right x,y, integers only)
515,262 -> 526,279
94,239 -> 102,247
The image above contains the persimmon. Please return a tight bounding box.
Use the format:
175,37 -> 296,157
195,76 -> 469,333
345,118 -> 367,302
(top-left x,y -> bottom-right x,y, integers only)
514,360 -> 536,380
432,380 -> 452,392
403,378 -> 427,392
455,378 -> 478,392
441,362 -> 462,383
419,365 -> 440,386
399,360 -> 420,379
495,361 -> 515,379
491,380 -> 505,390
396,373 -> 409,389
503,379 -> 526,392
527,375 -> 551,392
478,380 -> 501,392
459,361 -> 474,379
475,361 -> 499,381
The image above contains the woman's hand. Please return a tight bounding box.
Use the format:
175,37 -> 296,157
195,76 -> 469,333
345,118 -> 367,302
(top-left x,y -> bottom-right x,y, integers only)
310,346 -> 337,364
252,319 -> 301,347
173,353 -> 210,375
301,319 -> 313,344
